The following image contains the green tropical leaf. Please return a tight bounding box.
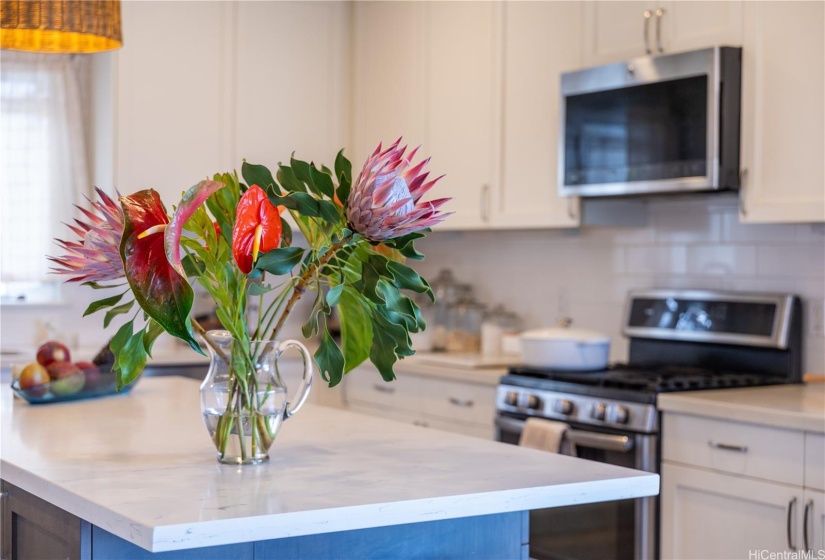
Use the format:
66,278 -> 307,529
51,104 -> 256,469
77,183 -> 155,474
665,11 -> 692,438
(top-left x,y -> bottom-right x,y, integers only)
116,328 -> 150,387
314,317 -> 345,386
254,246 -> 305,275
301,287 -> 328,338
290,157 -> 316,194
325,284 -> 344,307
241,161 -> 277,191
338,286 -> 371,374
268,192 -> 340,224
248,281 -> 274,296
334,149 -> 352,205
103,300 -> 135,328
309,165 -> 335,199
383,231 -> 427,260
386,260 -> 434,301
83,292 -> 126,317
82,281 -> 126,290
142,320 -> 165,356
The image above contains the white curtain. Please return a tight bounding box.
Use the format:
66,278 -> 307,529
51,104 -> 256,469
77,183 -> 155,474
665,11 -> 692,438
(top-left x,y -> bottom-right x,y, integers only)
0,51 -> 91,283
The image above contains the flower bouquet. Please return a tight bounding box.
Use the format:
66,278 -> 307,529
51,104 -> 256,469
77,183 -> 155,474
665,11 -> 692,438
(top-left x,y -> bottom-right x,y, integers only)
49,139 -> 450,462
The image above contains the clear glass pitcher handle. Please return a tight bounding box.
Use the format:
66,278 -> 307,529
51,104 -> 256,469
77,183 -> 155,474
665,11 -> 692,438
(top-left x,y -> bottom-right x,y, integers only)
279,339 -> 313,420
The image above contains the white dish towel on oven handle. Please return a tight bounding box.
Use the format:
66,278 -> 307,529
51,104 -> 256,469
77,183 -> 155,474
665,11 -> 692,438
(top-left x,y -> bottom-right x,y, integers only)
518,417 -> 577,457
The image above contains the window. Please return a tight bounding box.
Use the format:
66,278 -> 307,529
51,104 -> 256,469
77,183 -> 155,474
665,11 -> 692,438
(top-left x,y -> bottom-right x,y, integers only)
0,51 -> 91,303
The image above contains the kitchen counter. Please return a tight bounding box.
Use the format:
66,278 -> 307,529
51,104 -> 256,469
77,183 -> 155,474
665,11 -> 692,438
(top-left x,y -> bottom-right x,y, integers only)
393,353 -> 511,386
1,377 -> 658,554
657,383 -> 825,433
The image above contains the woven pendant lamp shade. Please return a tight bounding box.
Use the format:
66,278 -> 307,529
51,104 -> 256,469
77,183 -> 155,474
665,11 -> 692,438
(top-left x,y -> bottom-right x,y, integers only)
1,0 -> 122,53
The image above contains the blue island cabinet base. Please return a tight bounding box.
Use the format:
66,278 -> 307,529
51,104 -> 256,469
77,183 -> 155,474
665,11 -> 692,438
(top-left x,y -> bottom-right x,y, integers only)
3,480 -> 528,559
93,512 -> 529,560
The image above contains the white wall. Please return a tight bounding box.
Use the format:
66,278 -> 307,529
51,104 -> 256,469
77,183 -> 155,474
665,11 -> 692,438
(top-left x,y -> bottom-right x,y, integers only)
415,195 -> 825,374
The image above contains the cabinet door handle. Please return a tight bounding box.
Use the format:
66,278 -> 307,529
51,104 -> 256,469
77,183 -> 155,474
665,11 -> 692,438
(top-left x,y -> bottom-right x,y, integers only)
448,397 -> 474,408
413,419 -> 429,428
739,168 -> 748,217
787,497 -> 798,551
708,440 -> 748,453
372,384 -> 395,394
643,10 -> 653,55
803,499 -> 813,551
480,184 -> 490,222
566,198 -> 576,220
654,8 -> 665,53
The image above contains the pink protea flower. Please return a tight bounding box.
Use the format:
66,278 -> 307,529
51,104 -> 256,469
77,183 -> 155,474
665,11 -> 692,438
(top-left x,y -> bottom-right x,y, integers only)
346,138 -> 451,241
48,187 -> 125,283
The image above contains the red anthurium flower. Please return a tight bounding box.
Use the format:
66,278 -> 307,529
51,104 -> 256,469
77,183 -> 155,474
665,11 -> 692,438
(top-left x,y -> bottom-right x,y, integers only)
232,185 -> 282,274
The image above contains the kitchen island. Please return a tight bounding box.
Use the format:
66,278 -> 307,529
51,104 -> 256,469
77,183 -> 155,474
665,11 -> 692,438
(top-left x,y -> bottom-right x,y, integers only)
1,377 -> 658,558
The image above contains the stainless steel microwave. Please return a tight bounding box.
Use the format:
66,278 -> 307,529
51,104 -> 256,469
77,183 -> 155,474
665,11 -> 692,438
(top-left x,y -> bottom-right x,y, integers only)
559,46 -> 742,198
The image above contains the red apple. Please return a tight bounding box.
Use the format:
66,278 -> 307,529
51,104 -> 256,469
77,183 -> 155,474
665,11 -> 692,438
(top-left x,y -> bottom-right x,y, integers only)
46,362 -> 85,396
36,340 -> 71,367
74,361 -> 101,389
18,362 -> 51,397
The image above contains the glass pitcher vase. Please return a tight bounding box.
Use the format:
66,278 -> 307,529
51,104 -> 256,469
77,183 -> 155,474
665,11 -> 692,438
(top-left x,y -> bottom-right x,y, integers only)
199,330 -> 313,465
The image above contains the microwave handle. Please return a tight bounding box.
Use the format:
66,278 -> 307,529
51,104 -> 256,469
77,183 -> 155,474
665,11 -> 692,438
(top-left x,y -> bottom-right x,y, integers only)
643,10 -> 653,55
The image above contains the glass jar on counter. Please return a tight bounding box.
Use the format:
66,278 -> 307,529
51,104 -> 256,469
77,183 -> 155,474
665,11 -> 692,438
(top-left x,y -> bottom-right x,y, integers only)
481,305 -> 522,356
430,269 -> 459,352
445,285 -> 485,353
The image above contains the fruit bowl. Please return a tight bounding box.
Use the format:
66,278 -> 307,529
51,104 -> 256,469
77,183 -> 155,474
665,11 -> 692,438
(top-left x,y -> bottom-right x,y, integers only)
10,368 -> 136,405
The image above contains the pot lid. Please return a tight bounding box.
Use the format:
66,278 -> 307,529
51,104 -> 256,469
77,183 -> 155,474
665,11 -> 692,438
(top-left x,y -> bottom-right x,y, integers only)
520,327 -> 610,344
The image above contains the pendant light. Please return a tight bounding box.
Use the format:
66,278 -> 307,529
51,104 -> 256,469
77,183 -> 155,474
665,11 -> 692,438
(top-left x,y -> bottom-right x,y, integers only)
0,0 -> 122,54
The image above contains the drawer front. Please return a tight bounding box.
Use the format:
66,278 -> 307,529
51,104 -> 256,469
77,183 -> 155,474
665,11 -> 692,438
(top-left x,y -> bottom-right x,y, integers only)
419,377 -> 496,426
663,413 -> 805,486
805,432 -> 825,491
343,367 -> 421,414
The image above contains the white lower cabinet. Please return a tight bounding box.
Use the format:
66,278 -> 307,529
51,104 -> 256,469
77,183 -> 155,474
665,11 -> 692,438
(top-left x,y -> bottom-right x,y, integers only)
342,365 -> 496,439
661,412 -> 825,558
661,463 -> 803,558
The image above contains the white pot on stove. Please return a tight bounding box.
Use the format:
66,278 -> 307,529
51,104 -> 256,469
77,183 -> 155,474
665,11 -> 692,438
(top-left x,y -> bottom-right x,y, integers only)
520,325 -> 610,371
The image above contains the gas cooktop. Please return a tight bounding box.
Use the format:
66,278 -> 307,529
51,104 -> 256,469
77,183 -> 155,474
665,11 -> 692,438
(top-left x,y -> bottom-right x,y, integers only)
508,364 -> 791,395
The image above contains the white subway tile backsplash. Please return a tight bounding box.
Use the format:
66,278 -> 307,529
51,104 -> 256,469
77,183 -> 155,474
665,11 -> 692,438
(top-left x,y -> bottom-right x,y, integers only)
626,246 -> 687,275
651,201 -> 723,244
722,212 -> 798,243
757,245 -> 825,278
687,245 -> 757,276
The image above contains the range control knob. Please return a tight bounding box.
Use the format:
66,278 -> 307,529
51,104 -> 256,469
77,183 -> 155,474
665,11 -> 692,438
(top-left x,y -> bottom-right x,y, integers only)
553,399 -> 575,415
608,404 -> 630,424
526,394 -> 543,410
591,402 -> 607,421
504,391 -> 520,407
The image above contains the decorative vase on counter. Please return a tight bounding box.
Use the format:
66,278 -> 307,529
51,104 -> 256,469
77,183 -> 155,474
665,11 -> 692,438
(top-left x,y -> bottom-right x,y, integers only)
199,330 -> 313,465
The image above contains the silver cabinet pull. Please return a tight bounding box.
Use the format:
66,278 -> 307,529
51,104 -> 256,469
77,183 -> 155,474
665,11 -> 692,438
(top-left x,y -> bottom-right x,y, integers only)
803,499 -> 813,551
372,384 -> 395,394
654,8 -> 665,53
413,419 -> 429,428
566,198 -> 576,220
788,497 -> 798,551
643,10 -> 653,55
739,168 -> 749,217
708,440 -> 748,453
480,184 -> 490,222
448,397 -> 474,408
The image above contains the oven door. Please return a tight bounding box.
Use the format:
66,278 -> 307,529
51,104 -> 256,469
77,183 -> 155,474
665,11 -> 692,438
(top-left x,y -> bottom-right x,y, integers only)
495,414 -> 658,560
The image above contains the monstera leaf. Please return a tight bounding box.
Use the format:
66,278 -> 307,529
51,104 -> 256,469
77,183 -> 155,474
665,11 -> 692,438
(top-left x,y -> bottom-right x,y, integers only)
119,189 -> 202,353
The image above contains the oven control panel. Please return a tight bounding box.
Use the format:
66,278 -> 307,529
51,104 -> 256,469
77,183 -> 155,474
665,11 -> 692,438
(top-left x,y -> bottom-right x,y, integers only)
496,385 -> 658,433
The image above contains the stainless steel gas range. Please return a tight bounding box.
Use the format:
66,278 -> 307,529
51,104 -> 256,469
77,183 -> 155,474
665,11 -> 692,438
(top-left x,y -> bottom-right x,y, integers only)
495,289 -> 803,560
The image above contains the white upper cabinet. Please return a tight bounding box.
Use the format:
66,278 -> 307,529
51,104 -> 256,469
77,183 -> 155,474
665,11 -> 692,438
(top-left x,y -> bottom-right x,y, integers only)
739,1 -> 825,223
494,1 -> 582,228
115,2 -> 350,203
115,2 -> 231,202
235,2 -> 350,169
351,2 -> 426,168
424,2 -> 502,230
582,1 -> 743,66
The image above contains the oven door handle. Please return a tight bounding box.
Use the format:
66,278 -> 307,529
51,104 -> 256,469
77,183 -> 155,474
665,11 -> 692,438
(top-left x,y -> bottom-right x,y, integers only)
495,416 -> 635,453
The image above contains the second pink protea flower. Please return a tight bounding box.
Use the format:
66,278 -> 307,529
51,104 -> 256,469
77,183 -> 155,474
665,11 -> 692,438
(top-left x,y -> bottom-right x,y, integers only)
48,187 -> 125,284
346,139 -> 451,241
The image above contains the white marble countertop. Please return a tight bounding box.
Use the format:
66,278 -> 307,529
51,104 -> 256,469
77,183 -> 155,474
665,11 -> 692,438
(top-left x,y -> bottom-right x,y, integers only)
658,383 -> 825,433
393,354 -> 510,386
1,377 -> 658,552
